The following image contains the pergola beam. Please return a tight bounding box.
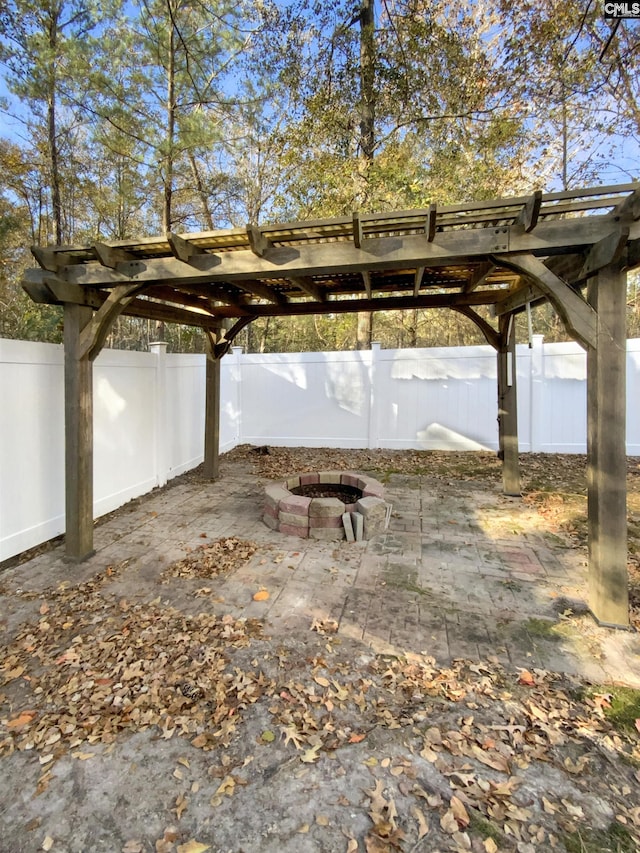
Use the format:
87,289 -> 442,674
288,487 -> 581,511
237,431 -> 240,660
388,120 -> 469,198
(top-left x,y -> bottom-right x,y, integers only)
288,276 -> 326,301
452,305 -> 500,350
248,289 -> 506,318
63,304 -> 95,561
93,242 -> 136,269
514,190 -> 542,232
578,226 -> 629,282
586,263 -> 629,627
203,330 -> 223,480
167,231 -> 210,264
496,254 -> 597,349
247,224 -> 274,258
497,314 -> 520,496
59,216 -> 638,289
23,184 -> 636,635
464,260 -> 495,293
494,283 -> 545,316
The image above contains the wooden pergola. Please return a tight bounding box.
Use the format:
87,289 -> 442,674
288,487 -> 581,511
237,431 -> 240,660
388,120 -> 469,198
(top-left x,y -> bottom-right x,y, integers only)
23,182 -> 640,627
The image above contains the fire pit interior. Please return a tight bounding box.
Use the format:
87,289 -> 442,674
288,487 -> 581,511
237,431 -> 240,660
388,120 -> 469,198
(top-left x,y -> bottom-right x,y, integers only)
290,482 -> 363,502
263,471 -> 387,542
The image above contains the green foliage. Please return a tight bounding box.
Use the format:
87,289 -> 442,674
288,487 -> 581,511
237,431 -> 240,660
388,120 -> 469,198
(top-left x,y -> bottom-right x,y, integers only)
587,686 -> 640,737
0,0 -> 638,349
563,822 -> 636,853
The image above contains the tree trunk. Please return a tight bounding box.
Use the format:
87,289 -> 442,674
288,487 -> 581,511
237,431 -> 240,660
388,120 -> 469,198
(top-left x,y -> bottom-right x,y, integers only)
358,0 -> 376,198
47,15 -> 63,245
188,150 -> 214,230
163,17 -> 176,232
356,0 -> 375,350
356,312 -> 372,350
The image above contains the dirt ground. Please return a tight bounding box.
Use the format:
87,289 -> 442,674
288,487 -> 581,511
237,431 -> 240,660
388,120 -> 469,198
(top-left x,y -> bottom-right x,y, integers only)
0,449 -> 639,853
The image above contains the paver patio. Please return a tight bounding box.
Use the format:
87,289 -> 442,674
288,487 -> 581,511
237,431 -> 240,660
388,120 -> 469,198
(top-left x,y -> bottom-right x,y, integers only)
3,455 -> 638,688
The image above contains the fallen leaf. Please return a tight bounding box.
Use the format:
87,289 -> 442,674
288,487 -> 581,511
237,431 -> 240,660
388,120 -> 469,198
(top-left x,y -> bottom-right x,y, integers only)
42,837 -> 54,852
440,809 -> 459,834
300,744 -> 321,763
471,744 -> 510,773
349,733 -> 366,743
174,793 -> 188,820
252,590 -> 270,601
6,710 -> 37,730
484,839 -> 498,853
316,815 -> 330,826
297,824 -> 310,834
176,842 -> 210,853
518,669 -> 535,686
215,776 -> 235,797
364,834 -> 390,852
122,842 -> 143,853
411,805 -> 429,839
260,730 -> 276,743
346,841 -> 358,853
450,796 -> 470,829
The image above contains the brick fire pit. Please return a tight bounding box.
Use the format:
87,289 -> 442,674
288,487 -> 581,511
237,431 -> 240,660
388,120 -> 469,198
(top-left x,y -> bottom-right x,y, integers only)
263,471 -> 387,541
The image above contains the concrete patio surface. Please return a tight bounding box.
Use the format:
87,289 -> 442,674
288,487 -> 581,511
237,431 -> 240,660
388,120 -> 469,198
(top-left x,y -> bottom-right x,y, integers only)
3,456 -> 638,687
2,454 -> 640,853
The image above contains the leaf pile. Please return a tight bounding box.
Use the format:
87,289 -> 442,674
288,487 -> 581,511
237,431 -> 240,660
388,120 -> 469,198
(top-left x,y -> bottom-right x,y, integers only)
160,537 -> 257,581
226,445 -> 503,482
262,654 -> 640,851
0,577 -> 266,762
1,559 -> 640,851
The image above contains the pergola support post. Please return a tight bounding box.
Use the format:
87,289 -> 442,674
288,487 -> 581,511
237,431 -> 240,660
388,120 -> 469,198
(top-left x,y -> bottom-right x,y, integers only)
586,264 -> 629,627
64,303 -> 95,561
497,314 -> 521,496
203,339 -> 222,480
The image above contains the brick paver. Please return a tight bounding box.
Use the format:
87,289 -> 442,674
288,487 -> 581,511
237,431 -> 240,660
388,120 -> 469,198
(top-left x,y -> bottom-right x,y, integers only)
2,461 -> 639,687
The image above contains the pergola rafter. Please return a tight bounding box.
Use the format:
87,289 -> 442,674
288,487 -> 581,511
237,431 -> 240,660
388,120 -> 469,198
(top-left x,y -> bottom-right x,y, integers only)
22,181 -> 640,628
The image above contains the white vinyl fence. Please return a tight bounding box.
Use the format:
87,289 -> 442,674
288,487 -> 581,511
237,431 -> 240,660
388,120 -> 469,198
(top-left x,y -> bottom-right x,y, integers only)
1,335 -> 639,561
